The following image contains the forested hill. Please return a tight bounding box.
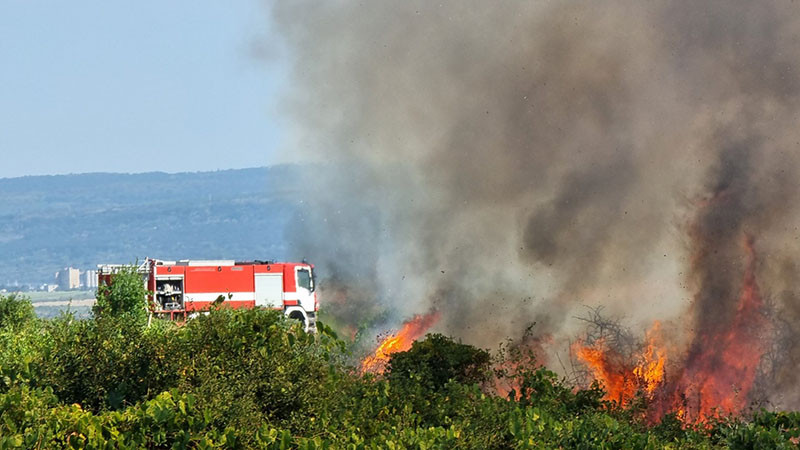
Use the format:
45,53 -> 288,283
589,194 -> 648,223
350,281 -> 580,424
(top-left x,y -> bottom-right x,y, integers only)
0,166 -> 303,286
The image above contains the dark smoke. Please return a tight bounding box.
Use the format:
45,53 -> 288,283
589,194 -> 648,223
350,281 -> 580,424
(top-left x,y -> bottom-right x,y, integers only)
266,1 -> 800,407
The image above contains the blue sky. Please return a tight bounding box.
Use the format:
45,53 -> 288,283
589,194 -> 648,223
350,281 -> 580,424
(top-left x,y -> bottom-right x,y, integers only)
0,2 -> 287,179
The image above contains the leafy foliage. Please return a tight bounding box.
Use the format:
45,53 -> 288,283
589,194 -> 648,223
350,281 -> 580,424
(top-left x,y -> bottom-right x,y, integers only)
92,265 -> 148,324
387,333 -> 491,389
0,294 -> 35,330
0,288 -> 798,448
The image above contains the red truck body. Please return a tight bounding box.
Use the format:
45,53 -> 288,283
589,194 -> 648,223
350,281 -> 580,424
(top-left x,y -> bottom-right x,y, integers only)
98,258 -> 318,331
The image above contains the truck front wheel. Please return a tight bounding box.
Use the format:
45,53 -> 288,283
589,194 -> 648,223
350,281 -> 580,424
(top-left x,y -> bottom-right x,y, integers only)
287,310 -> 306,328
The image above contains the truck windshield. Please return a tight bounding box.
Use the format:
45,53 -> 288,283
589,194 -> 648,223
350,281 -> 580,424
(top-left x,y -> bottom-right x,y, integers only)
297,268 -> 312,292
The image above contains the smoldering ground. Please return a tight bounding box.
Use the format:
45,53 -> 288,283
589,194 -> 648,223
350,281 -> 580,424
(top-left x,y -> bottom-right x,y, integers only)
265,1 -> 800,407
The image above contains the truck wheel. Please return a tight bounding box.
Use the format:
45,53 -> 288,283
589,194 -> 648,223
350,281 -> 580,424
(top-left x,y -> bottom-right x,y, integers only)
288,310 -> 306,329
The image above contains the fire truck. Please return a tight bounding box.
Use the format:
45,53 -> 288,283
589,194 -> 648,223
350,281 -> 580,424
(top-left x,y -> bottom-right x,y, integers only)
98,258 -> 318,332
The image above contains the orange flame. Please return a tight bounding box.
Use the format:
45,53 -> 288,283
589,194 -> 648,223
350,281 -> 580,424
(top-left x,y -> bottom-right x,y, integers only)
633,322 -> 666,395
361,311 -> 441,374
574,322 -> 667,406
671,236 -> 769,423
573,340 -> 636,405
575,238 -> 769,425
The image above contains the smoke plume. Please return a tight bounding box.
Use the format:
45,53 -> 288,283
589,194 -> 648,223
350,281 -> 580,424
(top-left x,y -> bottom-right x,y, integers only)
266,1 -> 800,408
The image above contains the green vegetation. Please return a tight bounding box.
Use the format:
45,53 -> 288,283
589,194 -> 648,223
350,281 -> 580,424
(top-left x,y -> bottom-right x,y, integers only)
1,275 -> 799,448
0,293 -> 35,330
93,265 -> 148,324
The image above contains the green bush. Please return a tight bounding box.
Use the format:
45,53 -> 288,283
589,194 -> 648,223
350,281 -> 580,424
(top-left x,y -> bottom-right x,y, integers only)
168,307 -> 340,437
0,294 -> 35,330
93,265 -> 148,324
36,313 -> 178,411
387,333 -> 492,389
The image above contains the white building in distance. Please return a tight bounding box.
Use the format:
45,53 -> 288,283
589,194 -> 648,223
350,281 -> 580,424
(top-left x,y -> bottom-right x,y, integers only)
56,268 -> 81,290
84,269 -> 98,289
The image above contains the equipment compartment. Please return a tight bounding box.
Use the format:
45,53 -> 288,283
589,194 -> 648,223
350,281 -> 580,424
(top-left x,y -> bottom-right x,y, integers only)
155,276 -> 184,310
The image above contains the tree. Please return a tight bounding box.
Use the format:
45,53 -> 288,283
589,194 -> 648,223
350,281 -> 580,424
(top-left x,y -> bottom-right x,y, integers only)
93,265 -> 149,324
0,294 -> 35,330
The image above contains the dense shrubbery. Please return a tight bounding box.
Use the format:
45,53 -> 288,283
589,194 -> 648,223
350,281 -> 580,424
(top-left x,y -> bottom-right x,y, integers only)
1,283 -> 800,448
93,265 -> 149,324
0,293 -> 35,330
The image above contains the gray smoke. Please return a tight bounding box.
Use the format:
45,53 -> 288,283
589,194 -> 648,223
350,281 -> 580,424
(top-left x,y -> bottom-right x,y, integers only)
266,0 -> 800,405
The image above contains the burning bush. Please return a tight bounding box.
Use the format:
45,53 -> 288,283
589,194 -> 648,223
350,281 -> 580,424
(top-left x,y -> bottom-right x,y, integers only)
570,242 -> 774,425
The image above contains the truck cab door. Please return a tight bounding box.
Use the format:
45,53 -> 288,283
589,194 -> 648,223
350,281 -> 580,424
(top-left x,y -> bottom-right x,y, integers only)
294,267 -> 315,312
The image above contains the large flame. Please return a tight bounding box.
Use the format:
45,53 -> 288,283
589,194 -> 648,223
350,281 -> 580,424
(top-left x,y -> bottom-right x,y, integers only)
361,311 -> 441,374
575,237 -> 769,424
573,339 -> 637,405
670,236 -> 769,423
573,322 -> 666,406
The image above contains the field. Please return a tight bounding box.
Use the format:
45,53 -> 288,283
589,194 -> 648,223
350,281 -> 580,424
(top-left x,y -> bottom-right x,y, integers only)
24,290 -> 95,303
17,290 -> 96,319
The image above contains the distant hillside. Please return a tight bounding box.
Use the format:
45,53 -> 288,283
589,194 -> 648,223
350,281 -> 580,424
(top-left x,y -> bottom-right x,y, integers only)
0,166 -> 304,286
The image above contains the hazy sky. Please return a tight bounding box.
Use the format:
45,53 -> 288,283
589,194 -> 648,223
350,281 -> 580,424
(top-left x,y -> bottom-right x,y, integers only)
0,2 -> 287,179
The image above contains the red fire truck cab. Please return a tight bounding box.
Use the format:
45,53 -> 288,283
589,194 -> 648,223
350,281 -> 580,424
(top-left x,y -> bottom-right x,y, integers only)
98,258 -> 318,331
